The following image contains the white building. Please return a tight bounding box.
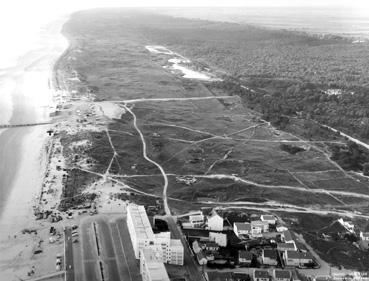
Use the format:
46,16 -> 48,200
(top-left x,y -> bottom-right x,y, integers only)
140,249 -> 170,281
260,215 -> 276,225
189,214 -> 204,228
234,222 -> 251,237
338,218 -> 355,233
127,204 -> 184,265
207,210 -> 223,231
209,232 -> 227,247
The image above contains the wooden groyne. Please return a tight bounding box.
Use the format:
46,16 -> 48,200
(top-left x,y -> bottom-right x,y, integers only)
0,122 -> 51,129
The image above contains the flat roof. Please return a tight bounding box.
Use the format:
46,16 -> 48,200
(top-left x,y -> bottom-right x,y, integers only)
277,243 -> 296,249
142,249 -> 170,281
286,250 -> 313,260
274,270 -> 292,279
127,205 -> 154,240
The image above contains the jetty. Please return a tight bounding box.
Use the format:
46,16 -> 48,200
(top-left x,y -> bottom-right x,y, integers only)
0,122 -> 51,129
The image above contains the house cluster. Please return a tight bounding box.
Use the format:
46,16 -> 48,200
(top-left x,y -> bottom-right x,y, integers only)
204,268 -> 302,281
182,209 -> 316,270
337,218 -> 369,250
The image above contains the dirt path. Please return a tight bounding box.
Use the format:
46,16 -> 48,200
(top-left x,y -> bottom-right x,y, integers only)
122,104 -> 171,215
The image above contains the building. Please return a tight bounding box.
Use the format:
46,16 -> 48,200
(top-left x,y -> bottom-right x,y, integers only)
262,249 -> 278,266
203,241 -> 219,252
360,232 -> 369,249
127,204 -> 184,265
277,242 -> 297,252
284,251 -> 313,267
254,270 -> 271,281
207,210 -> 224,231
234,222 -> 252,237
360,232 -> 369,241
281,230 -> 294,244
140,249 -> 170,281
276,226 -> 289,232
192,240 -> 202,254
189,214 -> 205,228
273,270 -> 292,281
209,232 -> 227,247
338,218 -> 355,233
261,215 -> 277,225
238,250 -> 253,265
251,220 -> 269,236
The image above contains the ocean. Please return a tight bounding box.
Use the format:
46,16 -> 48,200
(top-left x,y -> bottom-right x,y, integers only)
158,6 -> 369,39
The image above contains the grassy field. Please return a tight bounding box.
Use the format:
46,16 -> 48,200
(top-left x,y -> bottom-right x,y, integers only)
52,9 -> 369,271
54,9 -> 369,211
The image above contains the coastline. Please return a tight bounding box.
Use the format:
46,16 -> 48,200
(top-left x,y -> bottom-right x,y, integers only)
0,14 -> 70,280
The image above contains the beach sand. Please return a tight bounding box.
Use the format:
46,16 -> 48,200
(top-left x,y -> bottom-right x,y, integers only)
0,15 -> 69,280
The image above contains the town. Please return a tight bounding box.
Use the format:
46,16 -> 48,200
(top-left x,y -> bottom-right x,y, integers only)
53,202 -> 369,281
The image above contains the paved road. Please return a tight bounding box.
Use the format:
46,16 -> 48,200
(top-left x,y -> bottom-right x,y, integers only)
166,216 -> 204,281
64,227 -> 75,281
76,215 -> 140,281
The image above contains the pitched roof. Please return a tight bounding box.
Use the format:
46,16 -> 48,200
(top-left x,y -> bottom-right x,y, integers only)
206,271 -> 233,281
239,250 -> 253,260
283,230 -> 293,241
251,220 -> 269,227
254,270 -> 270,279
263,249 -> 278,259
286,250 -> 313,260
235,222 -> 251,231
274,270 -> 292,279
261,215 -> 275,221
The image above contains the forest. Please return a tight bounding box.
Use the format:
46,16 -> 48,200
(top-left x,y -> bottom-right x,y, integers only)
134,13 -> 369,141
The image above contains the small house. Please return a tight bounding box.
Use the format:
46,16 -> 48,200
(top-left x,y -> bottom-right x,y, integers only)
189,214 -> 205,228
273,270 -> 292,281
261,215 -> 276,225
207,210 -> 224,231
234,222 -> 252,237
360,232 -> 369,241
192,240 -> 202,254
254,270 -> 271,281
262,249 -> 278,266
251,220 -> 269,236
238,250 -> 253,266
284,251 -> 313,267
209,232 -> 227,247
203,241 -> 219,252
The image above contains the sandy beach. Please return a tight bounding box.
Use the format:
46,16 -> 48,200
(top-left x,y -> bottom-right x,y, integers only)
0,15 -> 69,280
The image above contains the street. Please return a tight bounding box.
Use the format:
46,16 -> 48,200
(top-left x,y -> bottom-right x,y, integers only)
166,216 -> 205,281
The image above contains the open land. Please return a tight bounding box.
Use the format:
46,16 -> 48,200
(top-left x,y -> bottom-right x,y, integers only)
46,9 -> 369,272
3,9 -> 369,280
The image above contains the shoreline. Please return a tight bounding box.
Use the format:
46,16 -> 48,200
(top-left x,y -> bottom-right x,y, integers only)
0,14 -> 71,280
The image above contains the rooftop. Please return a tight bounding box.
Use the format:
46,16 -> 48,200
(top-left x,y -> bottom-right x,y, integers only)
283,230 -> 293,241
235,222 -> 251,231
274,270 -> 292,279
254,270 -> 270,279
127,205 -> 154,240
239,250 -> 253,260
263,249 -> 278,259
261,215 -> 275,221
141,249 -> 170,281
277,242 -> 296,249
286,250 -> 313,260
